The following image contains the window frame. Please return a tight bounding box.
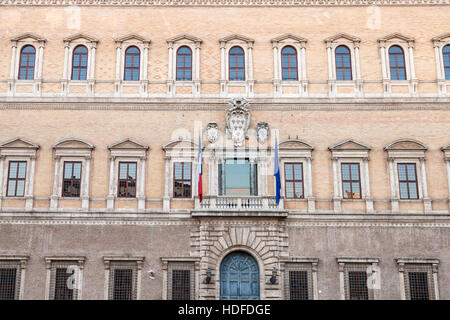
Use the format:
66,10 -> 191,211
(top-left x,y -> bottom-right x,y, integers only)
45,257 -> 85,301
340,162 -> 362,199
103,257 -> 144,301
173,162 -> 192,199
337,258 -> 380,300
281,45 -> 298,81
396,259 -> 439,300
176,46 -> 193,81
62,161 -> 82,198
6,161 -> 27,197
165,261 -> 196,301
388,45 -> 407,81
117,161 -> 137,198
397,163 -> 419,200
18,45 -> 36,80
284,162 -> 304,199
0,255 -> 28,301
123,46 -> 141,81
228,46 -> 246,81
71,45 -> 88,81
218,157 -> 258,197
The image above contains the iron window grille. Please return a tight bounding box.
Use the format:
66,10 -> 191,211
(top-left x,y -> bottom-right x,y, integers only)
62,161 -> 82,197
18,45 -> 36,80
124,46 -> 140,81
229,46 -> 245,81
341,163 -> 361,199
6,161 -> 27,197
284,163 -> 304,199
281,46 -> 298,81
118,162 -> 137,198
389,45 -> 407,80
0,261 -> 21,300
335,45 -> 352,80
403,264 -> 435,300
344,264 -> 373,300
397,163 -> 419,199
176,46 -> 193,81
108,262 -> 137,300
173,162 -> 192,198
71,45 -> 88,80
167,262 -> 194,300
49,261 -> 79,300
284,263 -> 314,300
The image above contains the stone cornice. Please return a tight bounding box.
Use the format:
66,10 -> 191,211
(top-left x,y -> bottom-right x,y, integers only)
1,0 -> 449,6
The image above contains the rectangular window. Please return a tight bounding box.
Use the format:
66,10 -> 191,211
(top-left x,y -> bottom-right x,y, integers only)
408,272 -> 429,300
289,270 -> 309,300
7,161 -> 27,197
0,268 -> 17,300
218,158 -> 257,196
54,267 -> 74,300
348,271 -> 369,300
118,162 -> 137,198
284,163 -> 304,199
113,269 -> 133,300
397,163 -> 418,199
341,163 -> 361,199
173,162 -> 192,198
62,161 -> 82,197
172,270 -> 190,300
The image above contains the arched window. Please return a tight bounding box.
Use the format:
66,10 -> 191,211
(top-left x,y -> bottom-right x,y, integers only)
18,45 -> 36,80
71,45 -> 88,80
389,45 -> 406,80
229,46 -> 245,81
281,46 -> 298,81
335,45 -> 352,81
176,46 -> 192,81
124,46 -> 140,81
443,45 -> 450,80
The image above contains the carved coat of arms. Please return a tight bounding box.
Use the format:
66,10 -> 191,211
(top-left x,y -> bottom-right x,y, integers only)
226,98 -> 250,147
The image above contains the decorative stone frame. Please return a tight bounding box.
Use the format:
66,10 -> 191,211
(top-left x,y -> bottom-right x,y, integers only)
396,258 -> 439,300
441,143 -> 450,211
219,34 -> 255,97
0,137 -> 39,210
384,139 -> 430,213
0,255 -> 29,300
324,33 -> 362,97
166,33 -> 202,96
61,33 -> 99,96
161,257 -> 200,300
270,34 -> 308,97
278,139 -> 315,212
106,138 -> 149,211
328,139 -> 373,213
50,138 -> 94,211
44,256 -> 85,300
162,139 -> 199,212
114,34 -> 151,97
378,33 -> 417,96
8,33 -> 46,96
280,257 -> 319,300
103,256 -> 144,300
337,257 -> 380,300
432,32 -> 450,96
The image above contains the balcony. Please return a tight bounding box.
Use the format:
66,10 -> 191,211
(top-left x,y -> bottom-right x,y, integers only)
191,196 -> 287,217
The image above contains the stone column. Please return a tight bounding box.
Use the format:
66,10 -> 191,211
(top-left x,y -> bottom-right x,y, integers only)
446,157 -> 450,212
326,43 -> 335,96
272,42 -> 279,96
50,156 -> 60,211
332,157 -> 341,212
301,44 -> 308,95
420,158 -> 432,212
62,42 -> 70,95
25,156 -> 36,210
167,42 -> 174,95
388,158 -> 399,213
81,156 -> 90,210
306,157 -> 315,212
114,42 -> 122,96
0,156 -> 4,208
106,156 -> 115,210
137,157 -> 146,211
220,42 -> 226,96
364,158 -> 374,213
163,156 -> 171,212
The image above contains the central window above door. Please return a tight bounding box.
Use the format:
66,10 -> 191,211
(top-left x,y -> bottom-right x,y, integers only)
219,158 -> 257,196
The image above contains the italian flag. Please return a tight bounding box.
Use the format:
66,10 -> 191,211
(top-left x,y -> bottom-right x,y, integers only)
197,134 -> 203,202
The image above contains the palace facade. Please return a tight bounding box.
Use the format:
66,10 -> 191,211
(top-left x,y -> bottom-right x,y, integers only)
0,0 -> 449,300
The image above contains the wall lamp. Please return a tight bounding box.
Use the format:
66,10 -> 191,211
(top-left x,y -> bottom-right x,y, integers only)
205,268 -> 212,284
270,267 -> 277,284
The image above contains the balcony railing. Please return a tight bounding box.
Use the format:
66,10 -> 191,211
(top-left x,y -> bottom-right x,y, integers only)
195,195 -> 284,211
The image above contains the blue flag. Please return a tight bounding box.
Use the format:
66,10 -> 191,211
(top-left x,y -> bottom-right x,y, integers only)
274,137 -> 281,205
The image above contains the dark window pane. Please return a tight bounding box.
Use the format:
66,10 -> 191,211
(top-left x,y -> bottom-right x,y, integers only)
0,268 -> 17,300
348,271 -> 368,300
54,268 -> 74,300
409,272 -> 429,300
289,271 -> 309,300
113,269 -> 133,300
172,270 -> 190,300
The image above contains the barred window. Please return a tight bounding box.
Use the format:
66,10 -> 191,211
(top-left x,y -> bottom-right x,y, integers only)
408,272 -> 429,300
341,163 -> 361,199
281,46 -> 298,81
229,46 -> 245,81
118,162 -> 137,198
62,161 -> 82,197
173,162 -> 191,198
397,163 -> 418,199
71,45 -> 88,80
176,46 -> 192,81
284,163 -> 304,199
124,46 -> 140,81
172,270 -> 190,300
7,161 -> 27,197
289,271 -> 309,300
54,268 -> 74,300
18,45 -> 36,80
348,271 -> 368,300
389,45 -> 406,80
0,268 -> 17,300
107,261 -> 138,300
335,45 -> 352,80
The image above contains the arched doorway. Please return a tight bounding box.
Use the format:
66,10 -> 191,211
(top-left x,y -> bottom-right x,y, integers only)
220,251 -> 260,300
